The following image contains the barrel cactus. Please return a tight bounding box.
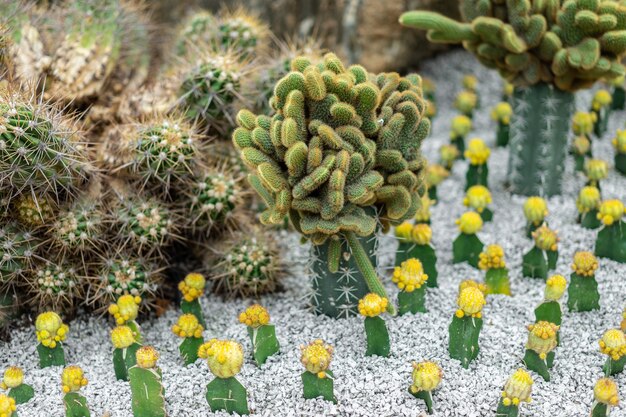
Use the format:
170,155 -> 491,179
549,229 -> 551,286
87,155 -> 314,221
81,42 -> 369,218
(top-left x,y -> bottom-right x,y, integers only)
215,7 -> 268,58
14,193 -> 55,227
25,260 -> 81,314
47,198 -> 105,255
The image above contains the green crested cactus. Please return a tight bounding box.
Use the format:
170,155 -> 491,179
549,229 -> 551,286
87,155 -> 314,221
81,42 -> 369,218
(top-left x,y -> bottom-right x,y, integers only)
25,260 -> 81,314
108,295 -> 143,343
567,251 -> 600,312
129,346 -> 166,417
392,259 -> 429,315
0,221 -> 39,289
599,329 -> 626,376
175,11 -> 216,57
232,52 -> 429,317
479,244 -> 510,295
523,196 -> 548,238
110,325 -> 141,381
238,304 -> 280,366
613,130 -> 626,175
453,212 -> 484,268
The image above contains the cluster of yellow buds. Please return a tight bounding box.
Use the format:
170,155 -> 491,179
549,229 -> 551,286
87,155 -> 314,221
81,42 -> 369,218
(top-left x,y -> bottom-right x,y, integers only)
571,251 -> 599,277
464,138 -> 490,165
136,346 -> 159,369
597,200 -> 625,226
456,211 -> 483,235
0,394 -> 16,417
178,272 -> 206,302
592,89 -> 612,111
594,378 -> 620,406
35,312 -> 69,348
462,75 -> 478,91
198,339 -> 244,378
571,111 -> 596,136
455,287 -> 486,319
426,164 -> 449,188
300,339 -> 333,378
414,195 -> 433,223
172,314 -> 204,339
410,361 -> 442,393
526,321 -> 559,360
392,259 -> 428,292
459,279 -> 487,295
395,222 -> 413,241
440,144 -> 460,166
523,197 -> 548,225
532,225 -> 559,252
395,222 -> 432,245
544,275 -> 567,301
450,115 -> 472,139
491,102 -> 512,124
238,304 -> 270,328
358,293 -> 388,317
585,159 -> 609,183
613,130 -> 626,154
0,367 -> 23,390
576,186 -> 601,213
463,185 -> 492,213
571,135 -> 591,156
108,295 -> 141,325
454,91 -> 478,114
110,326 -> 135,349
61,366 -> 88,393
501,368 -> 533,407
599,329 -> 626,361
478,244 -> 506,270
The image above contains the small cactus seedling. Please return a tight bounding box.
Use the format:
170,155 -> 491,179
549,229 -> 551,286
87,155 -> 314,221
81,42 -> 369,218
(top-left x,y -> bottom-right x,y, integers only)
599,329 -> 626,376
613,130 -> 626,176
1,366 -> 34,404
454,90 -> 477,119
523,321 -> 559,381
522,224 -> 559,280
452,212 -> 484,268
576,186 -> 601,229
358,293 -> 390,357
0,222 -> 39,289
128,346 -> 166,417
534,275 -> 566,347
394,222 -> 437,287
110,325 -> 141,381
464,185 -> 493,222
496,369 -> 533,417
448,286 -> 485,368
408,361 -> 442,415
595,199 -> 626,263
479,244 -> 510,296
61,365 -> 90,417
491,102 -> 512,147
199,339 -> 249,415
464,138 -> 490,190
0,394 -> 16,417
35,311 -> 68,368
300,339 -> 336,403
108,295 -> 142,343
522,197 -> 549,238
392,259 -> 429,315
14,193 -> 55,227
571,135 -> 592,172
585,159 -> 609,191
450,115 -> 472,158
591,90 -> 612,138
440,144 -> 460,170
426,163 -> 449,202
239,304 -> 280,366
591,378 -> 620,417
567,251 -> 600,312
178,273 -> 206,327
172,314 -> 205,365
26,260 -> 81,315
610,75 -> 626,110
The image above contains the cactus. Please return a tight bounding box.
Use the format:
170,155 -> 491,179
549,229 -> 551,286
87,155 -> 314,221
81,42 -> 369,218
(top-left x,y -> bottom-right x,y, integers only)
464,138 -> 490,190
0,221 -> 39,289
599,329 -> 626,376
591,378 -> 620,417
425,163 -> 449,202
1,367 -> 34,405
464,185 -> 493,222
199,339 -> 249,415
0,394 -> 16,417
450,115 -> 472,158
595,199 -> 626,262
572,111 -> 595,140
522,224 -> 559,279
25,260 -> 81,314
591,90 -> 612,138
454,90 -> 478,119
394,222 -> 437,287
571,135 -> 592,172
449,286 -> 485,368
108,295 -> 142,343
439,144 -> 460,170
567,251 -> 600,312
496,369 -> 533,417
358,293 -> 390,357
110,325 -> 141,381
178,272 -> 206,327
613,130 -> 626,176
392,259 -> 428,315
523,321 -> 559,381
610,75 -> 625,110
576,186 -> 602,229
534,275 -> 566,348
414,195 -> 433,225
48,198 -> 104,256
238,304 -> 280,366
491,102 -> 511,147
61,366 -> 90,417
128,346 -> 166,417
523,197 -> 548,238
175,11 -> 216,57
300,339 -> 336,403
214,7 -> 268,59
408,361 -> 442,414
479,244 -> 510,295
35,311 -> 68,368
172,314 -> 204,365
14,193 -> 55,227
452,212 -> 484,268
585,159 -> 609,191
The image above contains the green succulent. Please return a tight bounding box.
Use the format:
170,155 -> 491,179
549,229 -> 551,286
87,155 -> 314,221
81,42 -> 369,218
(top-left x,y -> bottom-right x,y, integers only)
114,197 -> 176,255
175,11 -> 216,57
0,221 -> 39,288
49,199 -> 104,254
26,261 -> 80,314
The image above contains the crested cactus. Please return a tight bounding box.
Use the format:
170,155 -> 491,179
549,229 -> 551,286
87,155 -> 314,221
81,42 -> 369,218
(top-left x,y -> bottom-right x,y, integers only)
450,115 -> 472,158
392,258 -> 429,315
110,325 -> 141,381
1,366 -> 34,405
479,244 -> 510,295
178,272 -> 206,327
128,346 -> 166,417
522,224 -> 559,279
358,293 -> 390,357
394,222 -> 437,287
172,314 -> 205,365
613,130 -> 626,175
576,186 -> 601,229
449,286 -> 485,368
599,328 -> 626,376
595,199 -> 626,262
464,138 -> 490,190
523,196 -> 548,238
591,89 -> 612,137
496,369 -> 533,417
568,251 -> 600,312
591,378 -> 620,417
464,185 -> 493,222
408,361 -> 442,415
452,211 -> 484,268
491,101 -> 512,147
61,365 -> 90,417
524,321 -> 559,381
238,304 -> 280,366
35,311 -> 68,368
300,339 -> 336,403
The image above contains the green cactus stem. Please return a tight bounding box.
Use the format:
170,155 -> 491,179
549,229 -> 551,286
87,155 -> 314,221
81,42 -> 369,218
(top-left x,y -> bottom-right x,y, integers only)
128,367 -> 165,417
398,287 -> 426,316
593,109 -> 609,138
302,371 -> 336,403
603,356 -> 625,377
591,403 -> 609,417
580,210 -> 601,229
410,390 -> 433,414
395,244 -> 437,288
496,401 -> 519,417
465,164 -> 488,191
206,377 -> 249,415
246,325 -> 279,367
522,246 -> 549,280
567,273 -> 600,312
179,337 -> 204,366
595,221 -> 626,263
546,250 -> 558,270
181,299 -> 205,328
63,392 -> 90,417
7,384 -> 34,405
612,87 -> 625,110
363,316 -> 390,357
615,154 -> 626,176
448,316 -> 482,369
452,233 -> 483,268
451,136 -> 466,159
485,268 -> 510,296
534,301 -> 562,330
496,121 -> 510,147
523,349 -> 550,382
112,343 -> 141,381
37,344 -> 65,368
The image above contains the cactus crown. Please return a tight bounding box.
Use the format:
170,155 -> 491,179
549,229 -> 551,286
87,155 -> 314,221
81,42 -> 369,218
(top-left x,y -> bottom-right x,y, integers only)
594,378 -> 620,406
28,261 -> 79,313
571,251 -> 598,276
198,339 -> 244,378
523,197 -> 548,225
410,361 -> 443,393
544,274 -> 567,301
456,211 -> 483,234
576,186 -> 600,213
459,279 -> 487,295
392,258 -> 428,292
454,90 -> 478,114
440,144 -> 460,164
526,321 -> 559,358
1,367 -> 23,390
614,130 -> 626,153
450,114 -> 472,138
571,135 -> 591,156
491,101 -> 512,123
300,339 -> 333,376
532,224 -> 559,251
597,199 -> 625,225
585,158 -> 609,182
35,311 -> 68,348
172,314 -> 204,339
108,294 -> 141,325
0,222 -> 38,285
426,163 -> 449,187
592,89 -> 612,110
464,138 -> 490,165
110,325 -> 135,349
0,394 -> 16,416
464,185 -> 492,212
61,365 -> 87,393
136,346 -> 159,369
456,286 -> 486,318
502,369 -> 533,407
478,244 -> 506,270
51,199 -> 104,252
15,194 -> 54,227
178,272 -> 206,302
238,304 -> 270,328
358,293 -> 388,317
599,329 -> 626,361
572,111 -> 596,136
395,221 -> 432,245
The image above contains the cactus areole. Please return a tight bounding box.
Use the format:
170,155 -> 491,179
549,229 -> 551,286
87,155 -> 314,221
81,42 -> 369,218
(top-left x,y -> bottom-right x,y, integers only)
400,1 -> 626,196
232,53 -> 430,318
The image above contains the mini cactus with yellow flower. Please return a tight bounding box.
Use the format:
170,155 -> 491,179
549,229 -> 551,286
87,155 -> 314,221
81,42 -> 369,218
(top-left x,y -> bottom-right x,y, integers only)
414,194 -> 433,225
128,346 -> 166,417
591,378 -> 620,417
0,394 -> 16,417
408,361 -> 442,414
394,222 -> 438,288
600,329 -> 626,376
178,272 -> 206,327
585,159 -> 609,191
613,130 -> 626,175
172,314 -> 205,365
534,275 -> 566,348
111,325 -> 141,381
453,212 -> 484,268
393,259 -> 429,315
523,321 -> 559,381
358,293 -> 390,357
199,339 -> 249,414
455,90 -> 478,119
591,89 -> 612,137
440,144 -> 460,170
496,368 -> 533,417
572,111 -> 596,139
464,185 -> 493,222
1,366 -> 34,404
450,115 -> 472,158
577,186 -> 602,229
448,286 -> 485,368
300,339 -> 336,403
35,311 -> 68,368
464,138 -> 490,190
491,102 -> 512,147
479,244 -> 510,295
571,135 -> 592,172
239,304 -> 279,366
426,163 -> 449,202
567,251 -> 600,312
595,199 -> 626,263
522,224 -> 559,279
502,81 -> 514,101
108,295 -> 142,343
523,197 -> 548,238
61,365 -> 90,417
462,75 -> 478,93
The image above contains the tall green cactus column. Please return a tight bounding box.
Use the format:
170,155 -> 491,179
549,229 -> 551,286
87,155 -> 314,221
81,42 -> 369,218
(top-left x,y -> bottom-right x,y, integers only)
507,84 -> 575,197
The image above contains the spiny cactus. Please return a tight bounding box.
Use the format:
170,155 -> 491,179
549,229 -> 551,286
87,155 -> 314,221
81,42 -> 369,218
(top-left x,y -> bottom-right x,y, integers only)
47,197 -> 105,256
408,361 -> 442,414
175,11 -> 216,57
25,260 -> 81,314
14,193 -> 55,227
215,7 -> 268,59
0,221 -> 39,289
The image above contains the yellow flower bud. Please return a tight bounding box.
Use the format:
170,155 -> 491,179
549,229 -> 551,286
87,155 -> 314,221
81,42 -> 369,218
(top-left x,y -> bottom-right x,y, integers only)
456,287 -> 486,318
61,366 -> 88,393
2,367 -> 23,389
455,91 -> 478,114
523,197 -> 548,225
35,312 -> 68,348
0,394 -> 16,417
136,346 -> 159,369
450,115 -> 472,139
571,251 -> 599,277
440,144 -> 460,165
544,275 -> 567,301
491,102 -> 512,124
463,185 -> 492,213
576,186 -> 600,213
572,135 -> 591,156
358,293 -> 388,317
414,195 -> 433,223
395,221 -> 413,241
462,75 -> 478,91
597,199 -> 625,226
426,164 -> 449,188
300,339 -> 333,375
599,329 -> 626,361
594,378 -> 619,406
198,339 -> 244,378
238,304 -> 270,328
456,211 -> 483,235
572,111 -> 595,136
172,314 -> 204,339
532,224 -> 559,252
526,321 -> 559,357
411,223 -> 432,245
392,259 -> 428,293
110,326 -> 135,349
503,81 -> 514,97
585,159 -> 609,182
464,138 -> 490,165
108,295 -> 141,325
610,75 -> 625,87
613,130 -> 626,154
502,369 -> 533,405
478,244 -> 506,270
592,90 -> 612,110
410,361 -> 442,393
178,272 -> 206,302
458,279 -> 487,296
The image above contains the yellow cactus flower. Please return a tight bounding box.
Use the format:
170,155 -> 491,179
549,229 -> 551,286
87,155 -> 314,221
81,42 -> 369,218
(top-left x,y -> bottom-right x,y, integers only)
300,339 -> 333,378
455,90 -> 478,114
110,326 -> 136,349
411,223 -> 432,245
455,287 -> 486,318
572,111 -> 596,136
35,312 -> 69,349
456,211 -> 483,235
491,102 -> 512,124
463,185 -> 492,213
108,295 -> 141,325
478,244 -> 506,270
61,366 -> 88,393
440,144 -> 460,166
571,251 -> 599,277
594,378 -> 620,406
426,164 -> 449,187
172,314 -> 204,339
409,361 -> 442,393
395,221 -> 413,241
503,81 -> 514,97
464,138 -> 490,165
501,369 -> 533,406
526,321 -> 559,359
178,272 -> 206,302
462,75 -> 478,91
523,197 -> 548,225
572,135 -> 591,156
136,346 -> 159,369
414,195 -> 432,223
592,90 -> 612,110
392,259 -> 428,293
585,159 -> 609,183
1,367 -> 23,390
599,329 -> 626,361
459,279 -> 487,296
198,339 -> 244,379
238,304 -> 270,328
597,199 -> 625,226
544,275 -> 567,302
532,224 -> 559,252
576,186 -> 601,213
0,394 -> 16,417
358,293 -> 388,317
613,130 -> 626,154
450,115 -> 472,139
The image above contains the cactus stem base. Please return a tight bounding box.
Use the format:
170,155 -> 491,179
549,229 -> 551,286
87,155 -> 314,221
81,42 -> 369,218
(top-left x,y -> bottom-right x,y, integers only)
302,370 -> 336,403
63,392 -> 90,417
465,164 -> 488,191
247,324 -> 280,366
363,316 -> 390,357
603,356 -> 625,376
595,221 -> 626,263
398,287 -> 427,315
522,246 -> 548,279
452,233 -> 483,268
523,349 -> 550,381
495,399 -> 519,417
409,389 -> 433,414
485,267 -> 510,295
37,343 -> 65,368
206,376 -> 249,415
567,273 -> 600,312
580,210 -> 601,229
615,153 -> 626,176
448,315 -> 482,369
8,384 -> 34,404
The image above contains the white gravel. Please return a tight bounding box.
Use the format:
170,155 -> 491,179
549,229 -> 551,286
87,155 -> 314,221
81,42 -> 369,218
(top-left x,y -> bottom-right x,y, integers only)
2,50 -> 626,417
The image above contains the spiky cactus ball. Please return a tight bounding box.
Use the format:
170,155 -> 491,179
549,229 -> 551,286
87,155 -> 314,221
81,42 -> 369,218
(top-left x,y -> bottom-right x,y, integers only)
216,8 -> 268,58
14,194 -> 54,227
0,221 -> 39,288
25,261 -> 81,314
175,11 -> 216,57
48,199 -> 104,255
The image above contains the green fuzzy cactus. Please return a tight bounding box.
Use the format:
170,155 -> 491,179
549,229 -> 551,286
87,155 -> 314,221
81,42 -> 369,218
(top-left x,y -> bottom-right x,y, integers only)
26,261 -> 81,314
129,347 -> 166,417
0,221 -> 39,289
